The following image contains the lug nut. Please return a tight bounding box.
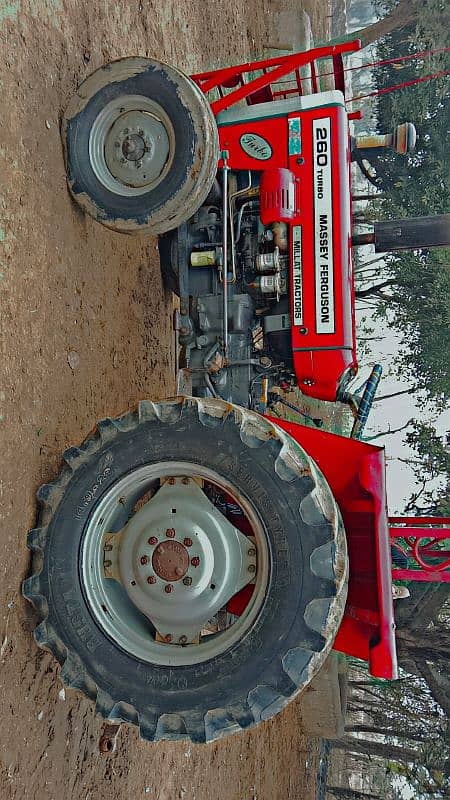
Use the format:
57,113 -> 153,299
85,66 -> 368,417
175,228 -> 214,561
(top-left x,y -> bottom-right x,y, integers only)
103,559 -> 112,568
191,557 -> 200,568
147,575 -> 156,585
184,537 -> 193,547
248,547 -> 256,557
164,584 -> 173,593
165,528 -> 176,538
182,477 -> 189,485
183,576 -> 192,586
148,536 -> 158,545
248,564 -> 256,574
168,477 -> 175,485
164,634 -> 172,643
140,555 -> 149,565
179,635 -> 188,644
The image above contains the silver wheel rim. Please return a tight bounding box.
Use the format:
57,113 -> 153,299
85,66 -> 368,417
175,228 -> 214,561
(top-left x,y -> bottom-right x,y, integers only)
88,94 -> 175,196
81,462 -> 270,666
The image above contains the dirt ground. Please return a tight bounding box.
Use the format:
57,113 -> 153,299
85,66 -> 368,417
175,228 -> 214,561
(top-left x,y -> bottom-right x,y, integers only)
0,2 -> 330,798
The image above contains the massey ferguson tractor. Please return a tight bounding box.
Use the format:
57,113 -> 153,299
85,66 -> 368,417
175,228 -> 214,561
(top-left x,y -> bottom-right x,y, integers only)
23,41 -> 450,746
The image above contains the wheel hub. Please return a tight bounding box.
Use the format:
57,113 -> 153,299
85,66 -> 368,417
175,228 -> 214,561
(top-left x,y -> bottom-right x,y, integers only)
89,96 -> 173,195
151,540 -> 189,582
102,476 -> 258,644
121,133 -> 146,162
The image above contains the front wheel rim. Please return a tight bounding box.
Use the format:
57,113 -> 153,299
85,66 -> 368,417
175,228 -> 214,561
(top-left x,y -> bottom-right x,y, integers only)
88,94 -> 175,197
81,461 -> 271,666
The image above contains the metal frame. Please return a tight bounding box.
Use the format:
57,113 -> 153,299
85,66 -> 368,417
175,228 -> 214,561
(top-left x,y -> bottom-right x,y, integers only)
389,517 -> 450,583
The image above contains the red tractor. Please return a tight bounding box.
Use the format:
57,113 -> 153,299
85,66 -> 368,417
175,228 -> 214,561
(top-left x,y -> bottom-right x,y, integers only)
23,42 -> 450,745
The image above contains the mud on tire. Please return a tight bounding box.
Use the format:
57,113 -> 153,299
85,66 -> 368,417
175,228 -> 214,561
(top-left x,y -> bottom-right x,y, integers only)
23,397 -> 347,743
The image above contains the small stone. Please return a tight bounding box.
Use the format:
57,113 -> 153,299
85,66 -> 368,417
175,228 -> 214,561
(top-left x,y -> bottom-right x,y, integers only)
67,350 -> 80,370
58,688 -> 66,702
45,120 -> 51,129
37,710 -> 44,721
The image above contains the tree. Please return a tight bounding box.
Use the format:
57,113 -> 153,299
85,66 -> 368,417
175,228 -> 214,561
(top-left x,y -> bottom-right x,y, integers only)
334,0 -> 449,48
401,420 -> 450,513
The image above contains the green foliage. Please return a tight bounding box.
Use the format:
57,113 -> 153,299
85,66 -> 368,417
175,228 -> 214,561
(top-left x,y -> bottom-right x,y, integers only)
373,247 -> 450,403
403,419 -> 450,513
354,5 -> 450,406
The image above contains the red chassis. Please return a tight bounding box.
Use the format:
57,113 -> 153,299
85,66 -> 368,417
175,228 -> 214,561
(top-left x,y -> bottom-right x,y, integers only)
192,41 -> 359,402
189,42 -> 449,680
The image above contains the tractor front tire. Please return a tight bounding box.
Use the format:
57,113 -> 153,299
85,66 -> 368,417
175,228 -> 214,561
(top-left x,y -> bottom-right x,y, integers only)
23,397 -> 347,743
62,58 -> 219,235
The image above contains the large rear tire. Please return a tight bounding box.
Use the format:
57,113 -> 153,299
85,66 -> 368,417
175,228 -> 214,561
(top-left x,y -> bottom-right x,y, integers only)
62,58 -> 219,235
23,397 -> 347,743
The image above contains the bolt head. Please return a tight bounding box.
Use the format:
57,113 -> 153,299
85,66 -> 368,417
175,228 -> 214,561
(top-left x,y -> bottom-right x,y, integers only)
147,575 -> 156,585
164,634 -> 172,643
123,127 -> 129,135
168,477 -> 175,485
183,537 -> 193,547
148,536 -> 158,545
191,556 -> 200,568
183,576 -> 192,586
103,559 -> 112,568
138,128 -> 144,136
165,528 -> 176,538
248,564 -> 256,574
248,547 -> 256,557
140,555 -> 149,566
179,635 -> 188,644
164,584 -> 173,594
182,477 -> 189,485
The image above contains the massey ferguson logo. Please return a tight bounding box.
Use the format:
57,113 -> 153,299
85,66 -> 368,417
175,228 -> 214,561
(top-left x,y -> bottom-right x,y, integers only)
313,119 -> 335,334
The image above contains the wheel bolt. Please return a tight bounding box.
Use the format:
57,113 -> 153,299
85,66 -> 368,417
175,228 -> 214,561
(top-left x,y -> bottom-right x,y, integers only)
103,559 -> 112,568
248,547 -> 256,557
114,140 -> 120,148
165,528 -> 176,538
184,537 -> 193,547
248,564 -> 256,574
123,128 -> 129,134
148,536 -> 158,545
164,584 -> 173,593
164,634 -> 172,643
183,576 -> 192,586
140,555 -> 149,565
182,477 -> 189,485
147,575 -> 156,585
168,477 -> 175,485
191,557 -> 200,567
179,635 -> 188,644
